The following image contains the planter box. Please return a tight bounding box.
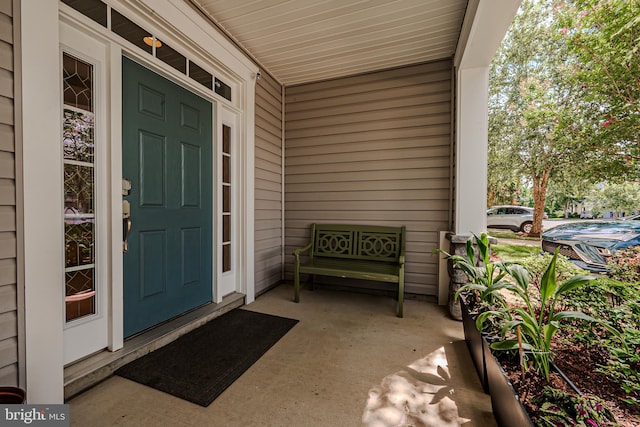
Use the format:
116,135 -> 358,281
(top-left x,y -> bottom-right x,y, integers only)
484,349 -> 581,427
485,350 -> 534,427
0,387 -> 26,404
461,299 -> 489,393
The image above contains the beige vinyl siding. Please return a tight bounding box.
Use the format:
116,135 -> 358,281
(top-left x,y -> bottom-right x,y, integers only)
255,72 -> 283,295
0,0 -> 17,386
285,60 -> 452,297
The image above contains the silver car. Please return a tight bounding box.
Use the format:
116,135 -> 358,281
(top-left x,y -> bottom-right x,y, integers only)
487,205 -> 534,233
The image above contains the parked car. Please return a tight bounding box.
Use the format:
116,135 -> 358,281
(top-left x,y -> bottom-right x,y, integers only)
541,214 -> 640,272
487,205 -> 536,233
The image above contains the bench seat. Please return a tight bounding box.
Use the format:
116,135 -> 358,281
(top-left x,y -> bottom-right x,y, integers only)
299,258 -> 401,283
293,223 -> 406,317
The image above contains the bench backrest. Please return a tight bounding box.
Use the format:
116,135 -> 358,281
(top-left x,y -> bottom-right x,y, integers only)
311,224 -> 405,262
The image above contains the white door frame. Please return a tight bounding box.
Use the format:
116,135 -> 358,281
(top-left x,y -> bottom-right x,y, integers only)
60,22 -> 110,365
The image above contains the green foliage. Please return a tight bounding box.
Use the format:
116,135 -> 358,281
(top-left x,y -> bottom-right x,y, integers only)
557,0 -> 640,179
489,0 -> 640,217
547,274 -> 640,406
533,386 -> 618,427
584,183 -> 640,218
594,326 -> 640,407
607,246 -> 640,284
517,252 -> 587,288
436,233 -> 514,309
478,250 -> 621,382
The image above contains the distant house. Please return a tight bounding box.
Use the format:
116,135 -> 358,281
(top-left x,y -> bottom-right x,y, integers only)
0,0 -> 520,403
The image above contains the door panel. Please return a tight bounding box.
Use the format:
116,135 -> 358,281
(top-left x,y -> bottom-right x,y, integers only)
122,57 -> 212,337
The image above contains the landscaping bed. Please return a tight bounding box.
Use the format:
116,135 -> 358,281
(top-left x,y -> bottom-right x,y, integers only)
442,234 -> 640,426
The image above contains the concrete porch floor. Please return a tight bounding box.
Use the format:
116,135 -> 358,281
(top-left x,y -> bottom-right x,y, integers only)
67,284 -> 496,426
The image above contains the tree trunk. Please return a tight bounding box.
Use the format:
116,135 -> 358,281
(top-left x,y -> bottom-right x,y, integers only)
531,171 -> 550,237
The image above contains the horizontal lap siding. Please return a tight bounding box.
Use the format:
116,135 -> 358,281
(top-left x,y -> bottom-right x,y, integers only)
284,61 -> 452,296
0,0 -> 17,385
255,72 -> 283,294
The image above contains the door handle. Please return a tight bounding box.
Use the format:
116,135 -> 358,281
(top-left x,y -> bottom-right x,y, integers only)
123,217 -> 132,253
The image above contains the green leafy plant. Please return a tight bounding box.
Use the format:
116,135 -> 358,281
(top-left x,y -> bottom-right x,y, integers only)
436,233 -> 514,309
594,326 -> 640,407
607,246 -> 640,284
518,251 -> 586,287
533,386 -> 619,427
559,276 -> 640,407
478,249 -> 623,381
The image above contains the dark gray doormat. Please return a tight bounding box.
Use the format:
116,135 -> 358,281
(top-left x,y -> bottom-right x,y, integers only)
115,309 -> 298,407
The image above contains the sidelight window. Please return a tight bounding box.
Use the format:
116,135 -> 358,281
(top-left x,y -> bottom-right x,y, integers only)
62,53 -> 97,322
222,124 -> 231,272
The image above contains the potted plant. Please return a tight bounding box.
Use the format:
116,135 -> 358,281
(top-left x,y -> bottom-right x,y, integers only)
0,386 -> 26,404
437,233 -> 516,393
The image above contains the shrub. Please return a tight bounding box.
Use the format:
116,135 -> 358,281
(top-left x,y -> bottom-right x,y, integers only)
518,252 -> 586,287
534,386 -> 618,426
607,246 -> 640,284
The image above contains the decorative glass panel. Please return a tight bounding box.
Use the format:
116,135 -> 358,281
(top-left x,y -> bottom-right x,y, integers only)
63,54 -> 93,111
63,53 -> 97,323
63,110 -> 95,163
65,222 -> 94,267
65,269 -> 96,322
64,164 -> 94,213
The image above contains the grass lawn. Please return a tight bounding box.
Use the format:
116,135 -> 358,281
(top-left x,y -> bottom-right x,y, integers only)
487,229 -> 541,241
492,243 -> 541,261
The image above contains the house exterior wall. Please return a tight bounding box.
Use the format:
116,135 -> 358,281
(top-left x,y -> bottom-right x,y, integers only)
284,60 -> 453,297
0,0 -> 18,387
254,72 -> 283,295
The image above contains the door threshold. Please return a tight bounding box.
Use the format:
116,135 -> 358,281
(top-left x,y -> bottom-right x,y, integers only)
64,292 -> 245,400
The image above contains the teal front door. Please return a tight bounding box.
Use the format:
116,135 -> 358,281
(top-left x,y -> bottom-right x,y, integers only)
122,57 -> 212,337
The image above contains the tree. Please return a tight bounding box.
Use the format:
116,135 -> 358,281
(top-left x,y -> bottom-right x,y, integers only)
488,0 -> 640,235
557,0 -> 640,181
584,182 -> 640,217
489,0 -> 586,236
545,172 -> 590,217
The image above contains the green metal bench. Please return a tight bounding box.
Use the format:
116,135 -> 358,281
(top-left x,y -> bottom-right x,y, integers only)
293,223 -> 406,317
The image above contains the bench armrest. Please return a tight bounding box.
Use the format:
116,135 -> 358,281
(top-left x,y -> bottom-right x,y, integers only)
293,241 -> 313,263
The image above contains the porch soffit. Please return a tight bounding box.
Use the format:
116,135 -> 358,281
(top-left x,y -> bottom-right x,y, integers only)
188,0 -> 468,86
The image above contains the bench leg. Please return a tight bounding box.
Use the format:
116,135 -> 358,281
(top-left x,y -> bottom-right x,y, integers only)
294,266 -> 301,303
397,277 -> 404,318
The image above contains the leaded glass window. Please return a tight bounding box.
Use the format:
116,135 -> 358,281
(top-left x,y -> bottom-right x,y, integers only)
63,52 -> 97,322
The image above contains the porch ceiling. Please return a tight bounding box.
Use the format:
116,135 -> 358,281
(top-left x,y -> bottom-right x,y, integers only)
188,0 -> 468,86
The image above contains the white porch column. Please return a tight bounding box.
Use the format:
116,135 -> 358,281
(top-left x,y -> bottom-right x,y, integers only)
455,66 -> 489,236
19,0 -> 64,403
439,0 -> 521,315
452,0 -> 521,236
